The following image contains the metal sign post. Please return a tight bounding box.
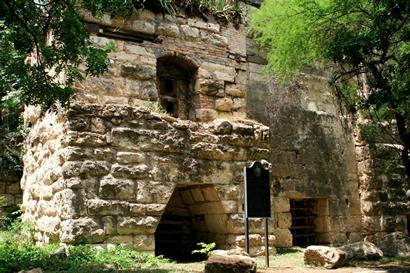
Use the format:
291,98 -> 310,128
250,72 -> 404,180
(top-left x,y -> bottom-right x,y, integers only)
244,161 -> 271,268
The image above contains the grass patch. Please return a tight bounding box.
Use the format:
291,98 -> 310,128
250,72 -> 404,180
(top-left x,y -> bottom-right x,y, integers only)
0,219 -> 171,273
0,244 -> 170,273
256,247 -> 306,269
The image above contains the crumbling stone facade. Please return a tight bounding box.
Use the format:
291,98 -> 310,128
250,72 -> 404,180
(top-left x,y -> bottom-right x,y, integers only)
10,1 -> 408,258
19,6 -> 277,257
355,125 -> 409,242
21,104 -> 270,256
247,72 -> 363,247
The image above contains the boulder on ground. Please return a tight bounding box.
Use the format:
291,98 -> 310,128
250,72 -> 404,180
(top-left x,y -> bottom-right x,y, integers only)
304,245 -> 347,269
338,241 -> 383,260
205,251 -> 256,273
375,232 -> 410,257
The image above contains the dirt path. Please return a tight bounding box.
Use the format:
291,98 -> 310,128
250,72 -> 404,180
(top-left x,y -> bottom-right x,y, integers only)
261,267 -> 409,273
260,262 -> 410,273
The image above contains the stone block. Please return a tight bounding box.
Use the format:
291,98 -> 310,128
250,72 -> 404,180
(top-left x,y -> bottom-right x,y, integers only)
272,229 -> 292,247
99,176 -> 135,200
200,63 -> 235,83
191,188 -> 205,202
117,216 -> 158,235
196,109 -> 218,122
156,23 -> 180,37
188,19 -> 220,33
111,164 -> 149,179
201,186 -> 220,202
181,25 -> 200,40
130,20 -> 155,34
304,246 -> 346,269
227,214 -> 244,234
54,189 -> 82,220
63,131 -> 106,148
133,235 -> 155,251
233,98 -> 246,111
216,185 -> 241,200
117,152 -> 146,165
129,204 -> 145,216
36,216 -> 61,234
107,235 -> 133,244
227,234 -> 268,247
202,33 -> 229,48
120,63 -> 156,81
205,254 -> 257,273
225,84 -> 245,98
221,201 -> 238,213
62,161 -> 110,178
145,204 -> 166,216
102,216 -> 116,235
60,218 -> 105,244
87,199 -> 129,216
215,98 -> 234,112
277,212 -> 292,229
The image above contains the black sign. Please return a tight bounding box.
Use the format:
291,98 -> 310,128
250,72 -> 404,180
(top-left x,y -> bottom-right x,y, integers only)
244,161 -> 271,218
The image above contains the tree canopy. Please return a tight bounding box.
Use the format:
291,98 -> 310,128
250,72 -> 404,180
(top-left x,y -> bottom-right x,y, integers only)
251,0 -> 410,182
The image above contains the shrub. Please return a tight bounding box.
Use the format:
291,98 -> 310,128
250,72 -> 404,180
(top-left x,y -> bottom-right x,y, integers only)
0,242 -> 170,273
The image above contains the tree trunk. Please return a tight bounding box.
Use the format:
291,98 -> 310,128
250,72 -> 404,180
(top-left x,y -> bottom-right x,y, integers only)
395,113 -> 410,188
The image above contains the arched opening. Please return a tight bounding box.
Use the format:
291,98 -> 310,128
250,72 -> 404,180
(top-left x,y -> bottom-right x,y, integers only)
155,184 -> 226,262
156,56 -> 197,119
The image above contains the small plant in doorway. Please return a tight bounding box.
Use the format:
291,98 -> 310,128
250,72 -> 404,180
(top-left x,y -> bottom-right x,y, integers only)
192,242 -> 216,257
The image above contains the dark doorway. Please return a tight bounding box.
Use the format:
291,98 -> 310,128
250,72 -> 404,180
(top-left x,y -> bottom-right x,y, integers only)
156,56 -> 197,119
155,185 -> 222,262
290,199 -> 317,246
407,215 -> 410,235
155,188 -> 198,261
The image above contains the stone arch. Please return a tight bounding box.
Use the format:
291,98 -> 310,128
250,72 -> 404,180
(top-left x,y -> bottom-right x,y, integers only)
156,54 -> 199,120
154,184 -> 231,261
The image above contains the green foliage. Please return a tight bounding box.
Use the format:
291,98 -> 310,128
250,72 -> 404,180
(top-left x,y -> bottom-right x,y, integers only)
0,220 -> 170,273
143,101 -> 168,116
250,0 -> 325,81
0,1 -> 114,109
178,0 -> 242,23
0,220 -> 33,246
0,238 -> 169,273
83,0 -> 243,23
251,0 -> 410,176
191,242 -> 216,256
361,123 -> 381,144
0,110 -> 28,175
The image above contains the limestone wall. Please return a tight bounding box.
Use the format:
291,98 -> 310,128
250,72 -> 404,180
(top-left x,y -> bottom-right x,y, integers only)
0,174 -> 22,219
355,126 -> 410,241
246,59 -> 363,246
74,9 -> 249,122
21,104 -> 272,255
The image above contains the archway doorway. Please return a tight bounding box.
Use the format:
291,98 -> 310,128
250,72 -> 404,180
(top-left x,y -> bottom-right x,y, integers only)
155,184 -> 226,261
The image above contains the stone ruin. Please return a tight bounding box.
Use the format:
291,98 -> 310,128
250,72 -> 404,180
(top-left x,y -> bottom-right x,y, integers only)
0,1 -> 408,260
